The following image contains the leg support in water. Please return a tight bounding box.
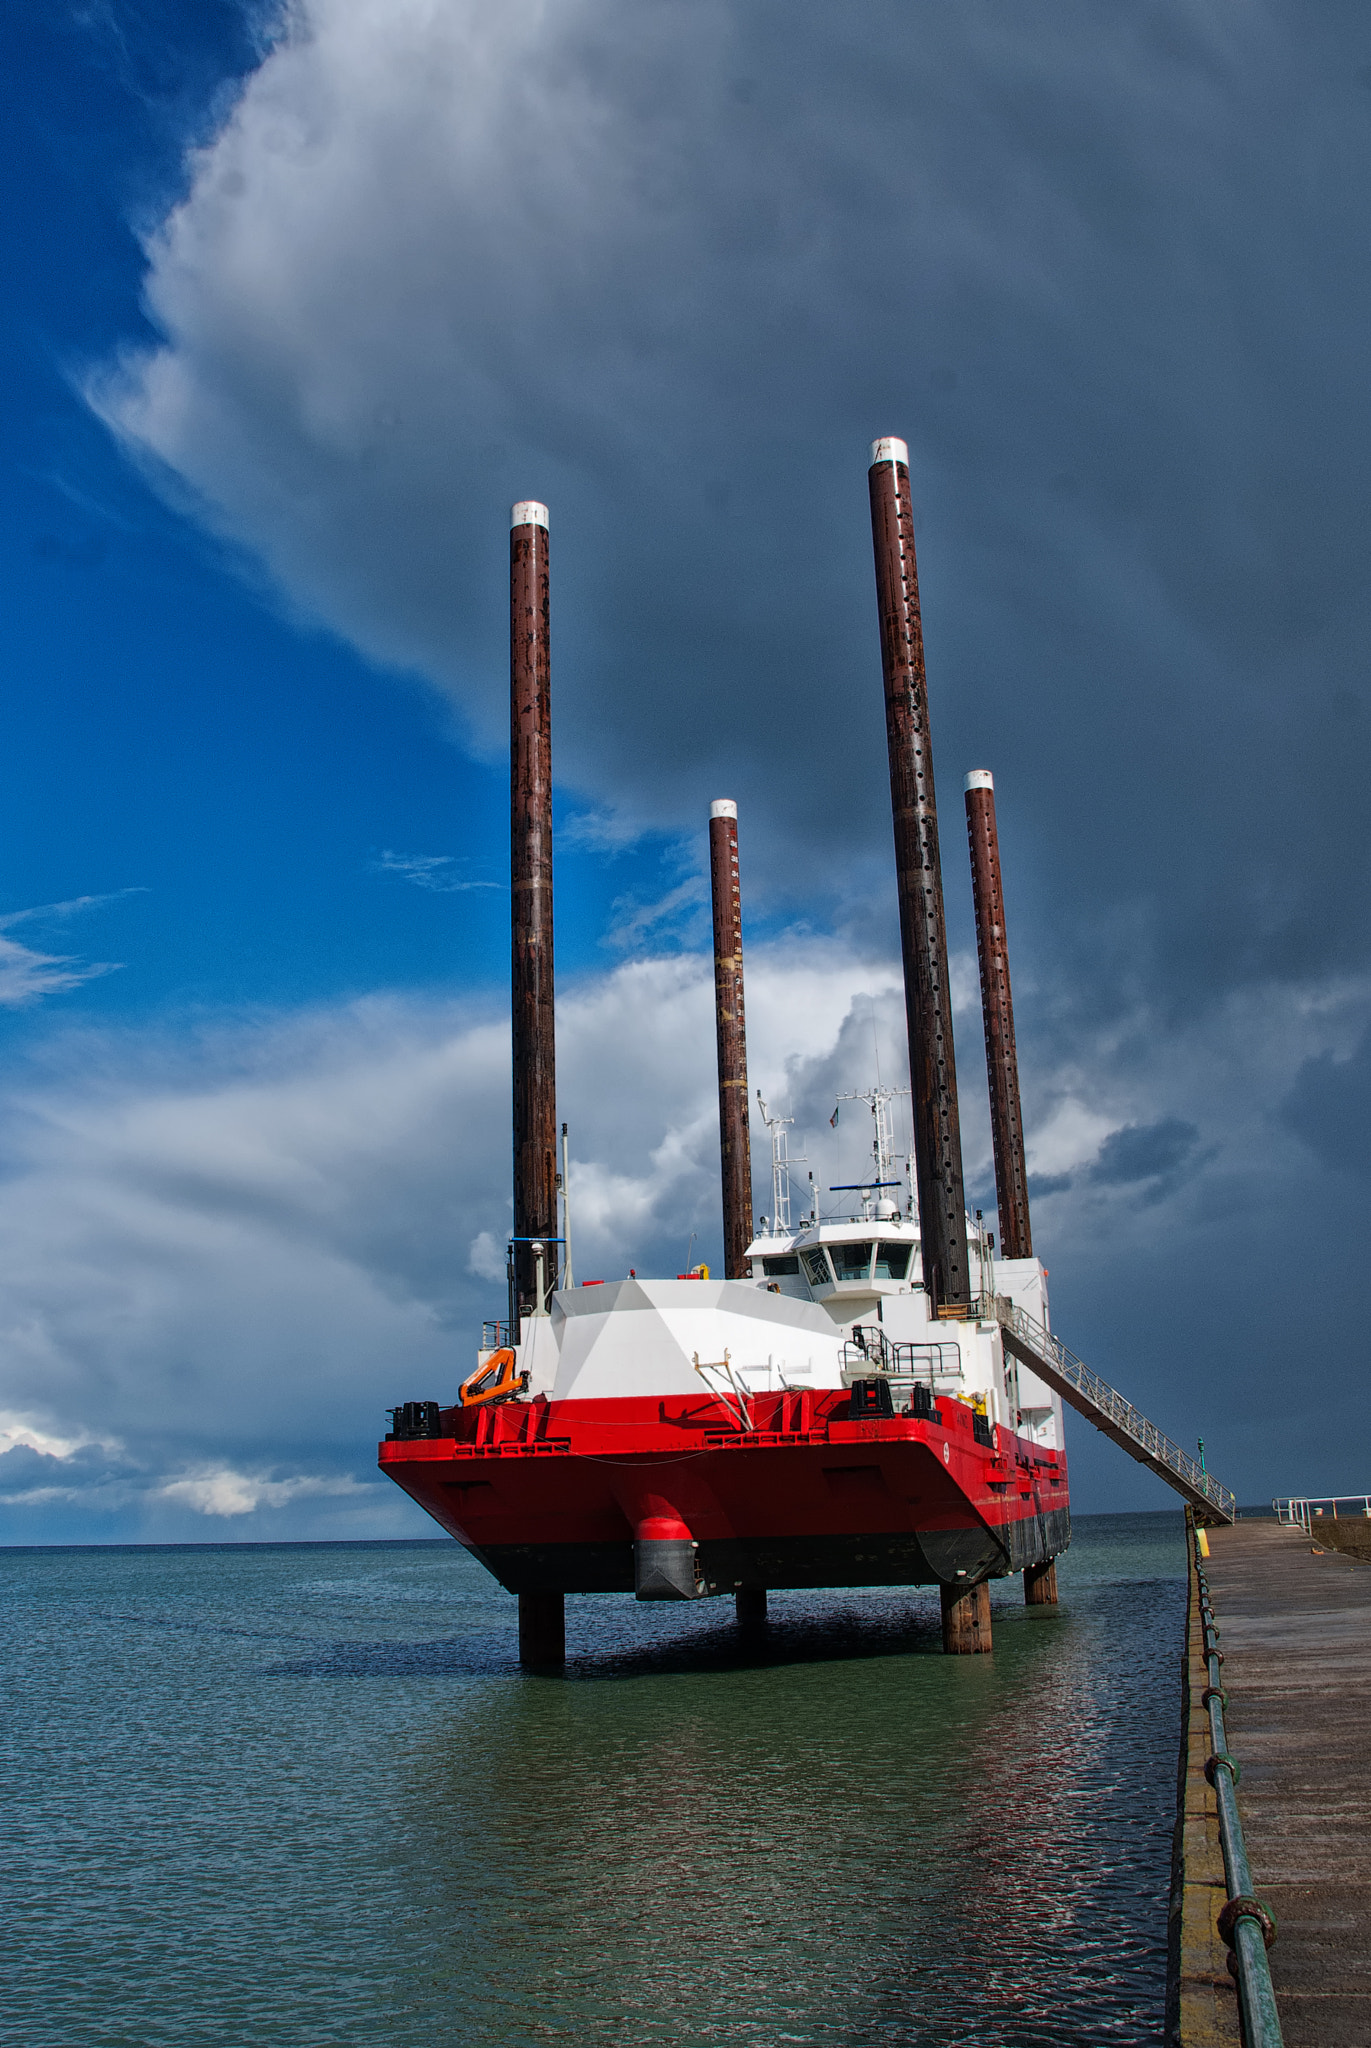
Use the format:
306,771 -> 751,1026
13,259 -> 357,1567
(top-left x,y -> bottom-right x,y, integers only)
735,1587 -> 768,1625
941,1579 -> 992,1654
1024,1558 -> 1059,1606
518,1589 -> 565,1668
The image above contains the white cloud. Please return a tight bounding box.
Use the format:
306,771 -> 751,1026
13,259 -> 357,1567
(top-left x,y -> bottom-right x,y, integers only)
466,1229 -> 505,1282
0,894 -> 142,1007
1026,1099 -> 1119,1180
0,1411 -> 122,1460
158,1467 -> 371,1516
604,877 -> 706,951
372,850 -> 501,892
0,943 -> 910,1534
559,810 -> 653,855
0,937 -> 1368,1531
0,932 -> 115,1007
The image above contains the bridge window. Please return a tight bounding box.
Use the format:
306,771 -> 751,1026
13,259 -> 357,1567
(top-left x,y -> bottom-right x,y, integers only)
801,1247 -> 833,1287
874,1242 -> 912,1280
832,1242 -> 875,1281
762,1255 -> 800,1277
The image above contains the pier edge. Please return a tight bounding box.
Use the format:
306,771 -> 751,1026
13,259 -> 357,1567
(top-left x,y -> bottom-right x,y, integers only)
1168,1509 -> 1241,2046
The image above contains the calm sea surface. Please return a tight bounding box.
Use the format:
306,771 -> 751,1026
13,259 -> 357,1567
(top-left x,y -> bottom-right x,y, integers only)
3,1512 -> 1185,2047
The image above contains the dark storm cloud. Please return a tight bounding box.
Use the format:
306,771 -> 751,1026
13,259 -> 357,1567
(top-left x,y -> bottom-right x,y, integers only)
1086,1117 -> 1200,1199
1281,1028 -> 1371,1178
89,0 -> 1371,1037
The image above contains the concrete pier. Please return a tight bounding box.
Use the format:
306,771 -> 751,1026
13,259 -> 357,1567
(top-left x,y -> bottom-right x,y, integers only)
1173,1520 -> 1371,2046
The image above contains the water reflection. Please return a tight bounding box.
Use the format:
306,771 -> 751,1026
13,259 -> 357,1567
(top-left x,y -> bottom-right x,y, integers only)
395,1524 -> 1182,2046
2,1513 -> 1183,2048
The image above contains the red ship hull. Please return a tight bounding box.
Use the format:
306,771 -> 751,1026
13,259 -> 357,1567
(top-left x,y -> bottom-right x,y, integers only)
379,1384 -> 1070,1596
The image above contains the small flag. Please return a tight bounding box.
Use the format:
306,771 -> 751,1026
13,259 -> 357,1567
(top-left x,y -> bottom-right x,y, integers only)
829,1104 -> 839,1127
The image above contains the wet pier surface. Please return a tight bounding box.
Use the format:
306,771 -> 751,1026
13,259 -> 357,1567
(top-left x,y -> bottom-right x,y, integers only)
1205,1520 -> 1371,2046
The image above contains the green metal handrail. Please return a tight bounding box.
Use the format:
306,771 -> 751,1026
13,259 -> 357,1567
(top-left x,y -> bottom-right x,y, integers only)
1192,1526 -> 1285,2047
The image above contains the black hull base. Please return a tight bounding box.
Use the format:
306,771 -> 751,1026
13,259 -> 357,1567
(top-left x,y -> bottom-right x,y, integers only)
466,1507 -> 1072,1598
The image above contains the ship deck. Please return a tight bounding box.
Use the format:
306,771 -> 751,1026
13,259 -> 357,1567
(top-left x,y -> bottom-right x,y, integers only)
380,1386 -> 1070,1597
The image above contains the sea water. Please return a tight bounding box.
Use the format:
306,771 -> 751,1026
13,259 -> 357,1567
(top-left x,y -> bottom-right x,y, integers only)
2,1512 -> 1185,2047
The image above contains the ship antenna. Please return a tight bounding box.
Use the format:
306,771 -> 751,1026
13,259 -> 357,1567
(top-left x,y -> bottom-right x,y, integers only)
559,1121 -> 574,1288
755,1091 -> 795,1234
835,1083 -> 910,1216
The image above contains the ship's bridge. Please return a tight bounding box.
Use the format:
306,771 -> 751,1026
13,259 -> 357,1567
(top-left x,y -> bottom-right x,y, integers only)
746,1214 -> 928,1323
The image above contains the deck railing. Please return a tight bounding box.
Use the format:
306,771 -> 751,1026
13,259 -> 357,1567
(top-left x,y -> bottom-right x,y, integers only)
839,1328 -> 962,1386
1274,1495 -> 1371,1532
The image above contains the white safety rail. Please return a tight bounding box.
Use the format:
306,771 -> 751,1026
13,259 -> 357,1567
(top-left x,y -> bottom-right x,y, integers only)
1274,1495 -> 1371,1532
994,1299 -> 1237,1523
839,1327 -> 963,1390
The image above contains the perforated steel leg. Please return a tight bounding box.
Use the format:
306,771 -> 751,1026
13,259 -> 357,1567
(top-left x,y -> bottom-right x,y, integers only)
1024,1559 -> 1059,1606
941,1580 -> 992,1653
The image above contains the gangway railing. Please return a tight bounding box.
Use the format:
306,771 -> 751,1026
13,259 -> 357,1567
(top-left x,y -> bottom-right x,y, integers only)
994,1299 -> 1236,1524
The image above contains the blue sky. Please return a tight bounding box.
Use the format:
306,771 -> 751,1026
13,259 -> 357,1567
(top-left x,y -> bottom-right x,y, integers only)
2,0 -> 1369,1541
1,0 -> 693,1027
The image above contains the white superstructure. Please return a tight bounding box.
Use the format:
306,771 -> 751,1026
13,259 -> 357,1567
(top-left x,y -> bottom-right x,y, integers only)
512,1197 -> 1063,1455
741,1209 -> 1063,1449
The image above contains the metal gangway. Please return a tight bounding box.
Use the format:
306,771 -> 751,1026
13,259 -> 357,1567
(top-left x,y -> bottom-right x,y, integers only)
994,1298 -> 1236,1524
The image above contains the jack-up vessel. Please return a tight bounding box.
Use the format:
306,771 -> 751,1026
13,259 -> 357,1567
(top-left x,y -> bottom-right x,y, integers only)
380,440 -> 1236,1662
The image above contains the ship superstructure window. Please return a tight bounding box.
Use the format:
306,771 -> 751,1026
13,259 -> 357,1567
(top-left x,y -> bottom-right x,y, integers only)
874,1242 -> 912,1280
762,1255 -> 800,1277
801,1247 -> 833,1287
832,1242 -> 875,1282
